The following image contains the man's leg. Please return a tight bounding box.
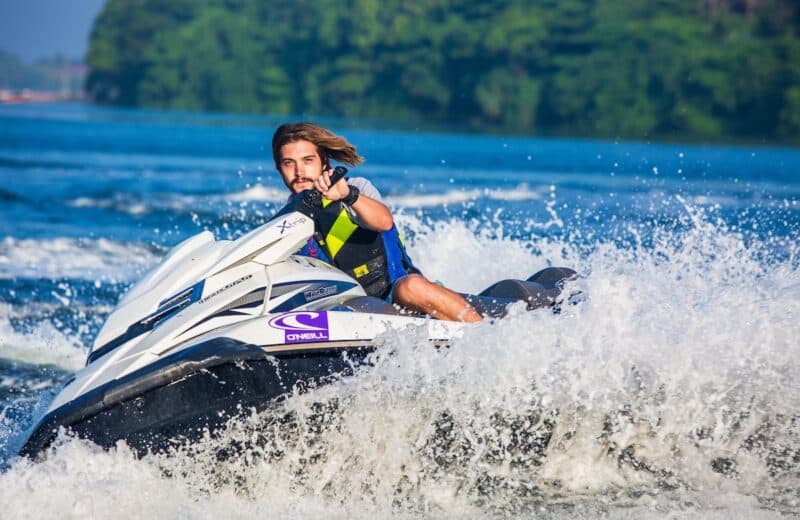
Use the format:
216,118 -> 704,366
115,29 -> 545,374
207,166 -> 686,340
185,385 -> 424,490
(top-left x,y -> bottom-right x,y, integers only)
391,274 -> 482,322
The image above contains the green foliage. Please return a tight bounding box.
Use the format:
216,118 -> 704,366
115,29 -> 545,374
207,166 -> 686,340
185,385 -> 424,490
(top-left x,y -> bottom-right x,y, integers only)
86,0 -> 800,142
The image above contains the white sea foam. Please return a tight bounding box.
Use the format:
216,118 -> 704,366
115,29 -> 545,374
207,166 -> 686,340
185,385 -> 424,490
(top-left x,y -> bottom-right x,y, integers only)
386,185 -> 543,208
67,184 -> 544,217
0,303 -> 85,370
68,185 -> 288,217
223,184 -> 288,202
387,190 -> 483,207
395,213 -> 576,293
0,237 -> 159,281
2,208 -> 798,517
150,210 -> 795,514
70,195 -> 154,216
68,193 -> 210,216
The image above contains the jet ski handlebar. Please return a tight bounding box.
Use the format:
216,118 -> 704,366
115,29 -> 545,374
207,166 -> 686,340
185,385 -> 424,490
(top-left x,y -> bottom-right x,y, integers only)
302,166 -> 348,209
328,165 -> 349,185
271,166 -> 349,221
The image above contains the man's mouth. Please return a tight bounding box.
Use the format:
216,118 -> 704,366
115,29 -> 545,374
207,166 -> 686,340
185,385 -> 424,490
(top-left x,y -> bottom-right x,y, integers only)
292,178 -> 313,191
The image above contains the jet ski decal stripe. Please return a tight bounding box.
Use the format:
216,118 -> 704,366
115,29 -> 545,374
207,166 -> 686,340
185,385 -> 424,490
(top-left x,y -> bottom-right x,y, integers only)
262,339 -> 375,353
154,281 -> 205,318
183,310 -> 251,331
87,280 -> 205,364
218,288 -> 266,312
268,281 -> 357,313
270,282 -> 312,298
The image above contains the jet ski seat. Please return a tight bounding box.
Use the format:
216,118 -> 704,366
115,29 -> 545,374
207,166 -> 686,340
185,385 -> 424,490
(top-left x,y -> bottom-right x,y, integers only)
339,267 -> 578,319
469,267 -> 579,317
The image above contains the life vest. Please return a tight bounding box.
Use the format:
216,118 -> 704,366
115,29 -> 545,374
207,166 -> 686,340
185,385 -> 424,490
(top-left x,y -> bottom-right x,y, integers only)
302,198 -> 419,298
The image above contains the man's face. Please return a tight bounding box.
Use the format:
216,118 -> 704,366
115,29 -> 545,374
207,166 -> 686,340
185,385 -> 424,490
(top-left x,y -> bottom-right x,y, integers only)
278,139 -> 324,194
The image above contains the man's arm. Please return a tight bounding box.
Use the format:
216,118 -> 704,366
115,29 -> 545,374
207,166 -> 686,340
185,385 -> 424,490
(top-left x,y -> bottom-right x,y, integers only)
315,171 -> 393,232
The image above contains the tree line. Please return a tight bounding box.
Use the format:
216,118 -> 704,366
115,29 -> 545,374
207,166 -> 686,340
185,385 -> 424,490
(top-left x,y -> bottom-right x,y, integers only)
85,0 -> 800,142
0,50 -> 84,93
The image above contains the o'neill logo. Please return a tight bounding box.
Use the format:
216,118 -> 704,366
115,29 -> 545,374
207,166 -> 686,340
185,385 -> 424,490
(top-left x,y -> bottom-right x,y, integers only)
268,311 -> 329,344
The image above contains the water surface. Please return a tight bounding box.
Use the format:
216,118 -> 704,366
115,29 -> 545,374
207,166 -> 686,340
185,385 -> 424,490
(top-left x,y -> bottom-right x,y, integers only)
1,103 -> 798,518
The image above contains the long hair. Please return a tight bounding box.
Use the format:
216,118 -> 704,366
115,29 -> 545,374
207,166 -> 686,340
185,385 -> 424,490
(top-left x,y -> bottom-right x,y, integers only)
272,122 -> 364,169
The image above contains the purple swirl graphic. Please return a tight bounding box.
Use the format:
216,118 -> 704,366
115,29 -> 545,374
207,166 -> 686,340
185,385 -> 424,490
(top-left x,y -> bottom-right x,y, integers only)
269,311 -> 329,344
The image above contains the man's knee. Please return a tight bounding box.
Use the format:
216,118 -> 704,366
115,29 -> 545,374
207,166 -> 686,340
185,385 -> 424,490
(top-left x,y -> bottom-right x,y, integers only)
393,274 -> 430,302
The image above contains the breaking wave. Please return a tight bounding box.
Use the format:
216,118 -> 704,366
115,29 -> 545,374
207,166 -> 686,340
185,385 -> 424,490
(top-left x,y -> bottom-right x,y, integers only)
0,237 -> 160,281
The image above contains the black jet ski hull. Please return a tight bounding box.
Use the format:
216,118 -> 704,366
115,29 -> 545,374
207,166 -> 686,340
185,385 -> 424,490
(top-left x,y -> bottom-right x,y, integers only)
19,338 -> 373,459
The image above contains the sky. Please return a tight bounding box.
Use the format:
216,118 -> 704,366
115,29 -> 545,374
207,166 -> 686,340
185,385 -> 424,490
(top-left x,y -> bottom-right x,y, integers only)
0,0 -> 107,63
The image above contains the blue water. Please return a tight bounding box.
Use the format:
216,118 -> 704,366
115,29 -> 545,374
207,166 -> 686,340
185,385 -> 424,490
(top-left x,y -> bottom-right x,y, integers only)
0,103 -> 798,517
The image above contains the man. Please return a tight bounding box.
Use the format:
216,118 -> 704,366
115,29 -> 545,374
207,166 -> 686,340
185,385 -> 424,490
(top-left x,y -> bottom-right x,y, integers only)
272,122 -> 482,322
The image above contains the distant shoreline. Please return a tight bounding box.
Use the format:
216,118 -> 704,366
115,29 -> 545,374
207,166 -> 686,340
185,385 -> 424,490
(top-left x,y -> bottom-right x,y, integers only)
2,99 -> 796,150
0,89 -> 85,104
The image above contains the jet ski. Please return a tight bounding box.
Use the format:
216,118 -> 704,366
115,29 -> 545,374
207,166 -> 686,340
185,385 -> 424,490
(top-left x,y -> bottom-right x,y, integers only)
19,167 -> 577,459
